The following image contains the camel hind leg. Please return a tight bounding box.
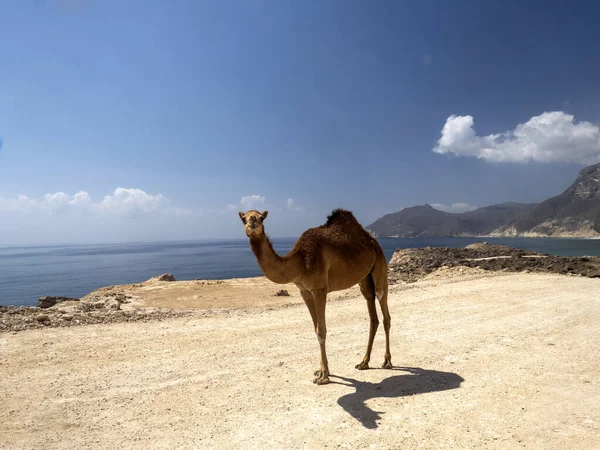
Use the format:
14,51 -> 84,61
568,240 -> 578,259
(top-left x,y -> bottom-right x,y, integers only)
372,254 -> 392,369
356,273 -> 378,370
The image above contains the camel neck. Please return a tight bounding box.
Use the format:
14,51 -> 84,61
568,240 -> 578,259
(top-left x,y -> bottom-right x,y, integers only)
249,234 -> 299,284
249,234 -> 274,259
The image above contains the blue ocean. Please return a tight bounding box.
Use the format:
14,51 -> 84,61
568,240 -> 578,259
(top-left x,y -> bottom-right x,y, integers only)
1,237 -> 600,307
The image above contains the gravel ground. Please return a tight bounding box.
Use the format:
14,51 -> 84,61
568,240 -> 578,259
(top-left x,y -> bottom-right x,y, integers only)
1,272 -> 599,449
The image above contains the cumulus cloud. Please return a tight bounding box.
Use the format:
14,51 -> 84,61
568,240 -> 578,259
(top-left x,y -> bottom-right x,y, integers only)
94,188 -> 166,214
43,192 -> 70,206
240,195 -> 266,210
69,191 -> 91,206
430,202 -> 479,214
0,188 -> 195,216
0,195 -> 37,213
433,111 -> 600,165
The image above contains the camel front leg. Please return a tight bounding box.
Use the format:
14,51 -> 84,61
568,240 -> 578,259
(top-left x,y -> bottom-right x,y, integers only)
311,289 -> 330,385
298,289 -> 323,377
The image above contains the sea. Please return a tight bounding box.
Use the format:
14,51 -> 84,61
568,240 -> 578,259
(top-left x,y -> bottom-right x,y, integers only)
1,237 -> 600,307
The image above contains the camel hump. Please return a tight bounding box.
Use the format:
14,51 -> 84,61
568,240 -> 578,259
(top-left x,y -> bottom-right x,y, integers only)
325,208 -> 360,227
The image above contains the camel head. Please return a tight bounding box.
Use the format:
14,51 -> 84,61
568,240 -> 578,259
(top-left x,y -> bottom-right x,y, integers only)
239,210 -> 268,238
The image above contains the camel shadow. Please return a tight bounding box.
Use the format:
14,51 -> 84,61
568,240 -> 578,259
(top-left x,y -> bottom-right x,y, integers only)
333,367 -> 464,429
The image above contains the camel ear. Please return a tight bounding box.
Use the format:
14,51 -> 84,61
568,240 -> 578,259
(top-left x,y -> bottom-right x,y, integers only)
238,212 -> 245,221
261,211 -> 268,220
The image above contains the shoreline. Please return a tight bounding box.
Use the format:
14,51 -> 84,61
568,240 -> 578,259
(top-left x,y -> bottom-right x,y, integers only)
376,234 -> 600,240
3,243 -> 600,333
3,236 -> 600,308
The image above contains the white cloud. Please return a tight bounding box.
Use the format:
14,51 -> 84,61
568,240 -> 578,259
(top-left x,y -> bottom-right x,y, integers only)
433,111 -> 600,165
94,188 -> 166,214
227,204 -> 238,211
69,191 -> 91,206
44,192 -> 70,206
0,188 -> 194,217
240,194 -> 266,210
286,198 -> 304,212
431,202 -> 479,213
0,195 -> 37,212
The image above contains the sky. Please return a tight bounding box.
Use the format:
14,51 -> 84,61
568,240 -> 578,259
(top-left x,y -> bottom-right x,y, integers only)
1,0 -> 600,244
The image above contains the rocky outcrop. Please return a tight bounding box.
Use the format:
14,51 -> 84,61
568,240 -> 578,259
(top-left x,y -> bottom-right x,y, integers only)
387,243 -> 600,284
37,296 -> 80,308
1,273 -> 186,333
0,304 -> 193,333
149,273 -> 176,282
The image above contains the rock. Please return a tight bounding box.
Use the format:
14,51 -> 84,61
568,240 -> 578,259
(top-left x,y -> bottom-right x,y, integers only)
62,315 -> 73,321
38,296 -> 80,309
275,290 -> 290,297
466,242 -> 489,250
36,314 -> 50,323
387,245 -> 600,284
149,274 -> 176,282
114,293 -> 131,304
106,300 -> 121,310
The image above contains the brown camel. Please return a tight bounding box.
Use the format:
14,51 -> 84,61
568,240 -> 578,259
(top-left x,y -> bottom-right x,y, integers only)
239,208 -> 392,385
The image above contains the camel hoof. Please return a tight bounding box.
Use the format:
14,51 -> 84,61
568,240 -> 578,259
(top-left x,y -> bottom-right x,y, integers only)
382,360 -> 393,369
314,370 -> 322,377
313,375 -> 330,385
355,362 -> 370,370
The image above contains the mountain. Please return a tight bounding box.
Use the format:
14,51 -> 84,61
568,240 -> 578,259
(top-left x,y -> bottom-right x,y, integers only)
367,203 -> 536,238
367,162 -> 600,238
492,163 -> 600,238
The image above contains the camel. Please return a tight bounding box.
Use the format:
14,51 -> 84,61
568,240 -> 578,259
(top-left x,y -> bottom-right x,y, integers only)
239,208 -> 392,385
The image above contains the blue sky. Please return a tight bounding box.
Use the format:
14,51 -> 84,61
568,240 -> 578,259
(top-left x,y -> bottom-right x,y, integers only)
1,0 -> 600,244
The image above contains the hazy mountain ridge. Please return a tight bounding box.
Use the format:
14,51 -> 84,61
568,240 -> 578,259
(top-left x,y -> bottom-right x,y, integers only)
368,162 -> 600,238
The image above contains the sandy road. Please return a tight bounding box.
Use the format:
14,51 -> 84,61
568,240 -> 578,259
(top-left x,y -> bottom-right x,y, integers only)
1,273 -> 599,449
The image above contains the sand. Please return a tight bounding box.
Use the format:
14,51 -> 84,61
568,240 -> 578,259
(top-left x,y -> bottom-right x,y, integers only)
1,272 -> 599,449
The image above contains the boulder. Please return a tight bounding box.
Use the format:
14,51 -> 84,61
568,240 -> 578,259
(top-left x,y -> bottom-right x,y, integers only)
36,314 -> 50,323
148,273 -> 176,282
106,299 -> 121,310
465,242 -> 489,250
38,296 -> 80,309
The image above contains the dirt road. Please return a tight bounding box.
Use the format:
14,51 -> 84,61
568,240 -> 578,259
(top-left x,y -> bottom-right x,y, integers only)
1,273 -> 599,449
